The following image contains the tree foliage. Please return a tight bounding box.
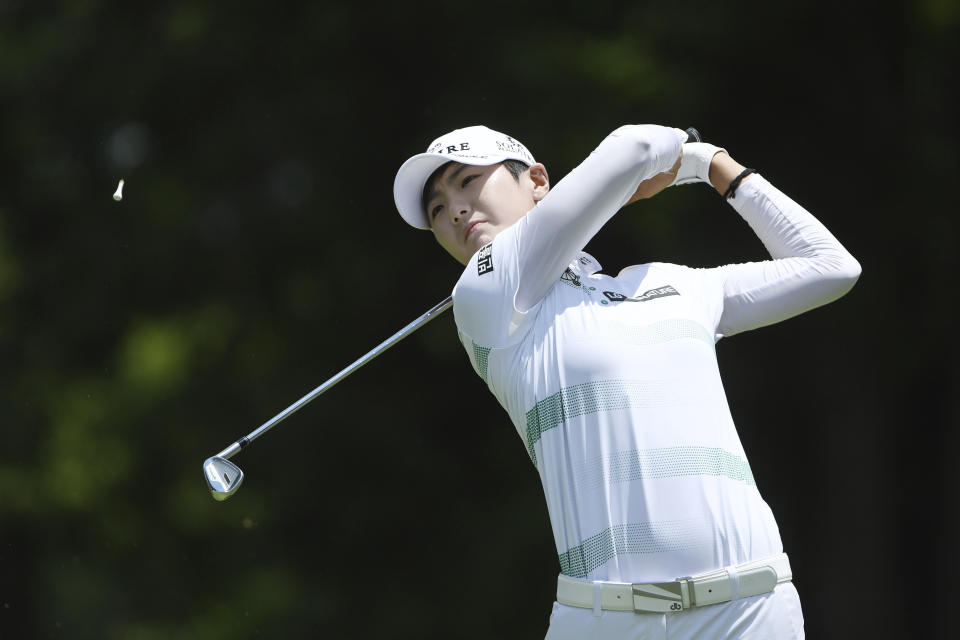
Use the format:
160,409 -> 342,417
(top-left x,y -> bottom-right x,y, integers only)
1,1 -> 957,638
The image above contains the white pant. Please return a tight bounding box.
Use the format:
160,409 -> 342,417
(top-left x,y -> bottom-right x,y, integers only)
544,582 -> 804,639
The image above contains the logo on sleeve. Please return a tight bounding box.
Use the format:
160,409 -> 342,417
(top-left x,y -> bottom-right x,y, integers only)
477,243 -> 494,276
603,285 -> 679,303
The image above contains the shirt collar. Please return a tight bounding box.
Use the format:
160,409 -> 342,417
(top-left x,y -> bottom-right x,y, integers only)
570,251 -> 602,275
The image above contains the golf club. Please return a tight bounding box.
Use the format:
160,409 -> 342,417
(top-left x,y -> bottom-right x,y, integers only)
203,296 -> 453,500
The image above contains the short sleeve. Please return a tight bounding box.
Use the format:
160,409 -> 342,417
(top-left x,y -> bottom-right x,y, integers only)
452,220 -> 537,349
691,265 -> 734,342
645,262 -> 729,342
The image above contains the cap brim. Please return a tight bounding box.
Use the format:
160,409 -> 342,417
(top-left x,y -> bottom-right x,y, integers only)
393,153 -> 505,230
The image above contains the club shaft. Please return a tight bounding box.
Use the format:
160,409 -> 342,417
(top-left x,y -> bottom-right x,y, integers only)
216,296 -> 453,460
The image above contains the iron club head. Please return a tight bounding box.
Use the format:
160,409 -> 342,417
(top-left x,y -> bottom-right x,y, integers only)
203,456 -> 244,501
203,297 -> 453,502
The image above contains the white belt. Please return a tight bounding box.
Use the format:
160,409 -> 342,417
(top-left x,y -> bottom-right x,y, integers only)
556,553 -> 792,614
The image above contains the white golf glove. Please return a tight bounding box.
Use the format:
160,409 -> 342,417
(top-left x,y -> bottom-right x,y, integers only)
671,142 -> 726,187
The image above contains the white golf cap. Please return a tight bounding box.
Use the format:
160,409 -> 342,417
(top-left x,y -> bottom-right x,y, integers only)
393,125 -> 536,230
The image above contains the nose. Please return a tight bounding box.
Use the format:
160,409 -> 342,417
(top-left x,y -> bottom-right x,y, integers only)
448,199 -> 470,225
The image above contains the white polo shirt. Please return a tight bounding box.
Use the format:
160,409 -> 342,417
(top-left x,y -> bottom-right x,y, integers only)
451,169 -> 860,584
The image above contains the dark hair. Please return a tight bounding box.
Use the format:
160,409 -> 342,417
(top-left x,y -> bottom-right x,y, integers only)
421,159 -> 529,217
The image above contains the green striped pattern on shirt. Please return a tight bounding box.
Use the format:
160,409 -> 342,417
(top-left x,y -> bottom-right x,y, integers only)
577,446 -> 757,490
523,319 -> 716,465
558,520 -> 712,579
472,342 -> 491,382
525,380 -> 668,465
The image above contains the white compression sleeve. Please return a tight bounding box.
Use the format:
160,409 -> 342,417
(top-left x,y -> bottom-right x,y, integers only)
714,175 -> 862,337
513,125 -> 686,312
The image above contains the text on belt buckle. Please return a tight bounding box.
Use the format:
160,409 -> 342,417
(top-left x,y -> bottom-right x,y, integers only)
631,579 -> 689,613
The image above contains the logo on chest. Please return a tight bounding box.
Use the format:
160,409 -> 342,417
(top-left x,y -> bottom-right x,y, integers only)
560,267 -> 582,288
477,243 -> 494,276
603,285 -> 680,303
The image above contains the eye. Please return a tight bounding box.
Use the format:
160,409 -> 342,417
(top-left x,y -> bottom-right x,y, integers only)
461,174 -> 478,188
430,204 -> 443,220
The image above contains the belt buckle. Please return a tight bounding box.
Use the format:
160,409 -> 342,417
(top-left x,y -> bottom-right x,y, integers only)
631,579 -> 689,613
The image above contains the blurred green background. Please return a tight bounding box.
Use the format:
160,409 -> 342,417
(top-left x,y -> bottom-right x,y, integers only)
1,0 -> 956,638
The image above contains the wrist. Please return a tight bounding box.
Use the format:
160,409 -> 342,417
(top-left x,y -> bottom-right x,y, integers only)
671,142 -> 726,187
708,153 -> 750,194
721,168 -> 757,199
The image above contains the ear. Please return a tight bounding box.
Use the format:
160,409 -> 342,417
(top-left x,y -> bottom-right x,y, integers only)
527,162 -> 550,202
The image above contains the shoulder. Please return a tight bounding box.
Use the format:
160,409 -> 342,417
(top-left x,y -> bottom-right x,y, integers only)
616,261 -> 697,278
615,261 -> 727,299
452,224 -> 537,348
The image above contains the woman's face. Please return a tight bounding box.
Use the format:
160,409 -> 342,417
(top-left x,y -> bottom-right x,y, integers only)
424,162 -> 548,265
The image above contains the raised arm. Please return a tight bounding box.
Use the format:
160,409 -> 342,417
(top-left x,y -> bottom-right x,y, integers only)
513,125 -> 686,310
693,150 -> 862,336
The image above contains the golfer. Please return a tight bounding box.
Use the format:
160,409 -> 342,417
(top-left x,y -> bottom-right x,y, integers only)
394,124 -> 859,639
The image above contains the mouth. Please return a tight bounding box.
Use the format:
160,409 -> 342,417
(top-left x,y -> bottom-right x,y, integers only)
463,220 -> 483,242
